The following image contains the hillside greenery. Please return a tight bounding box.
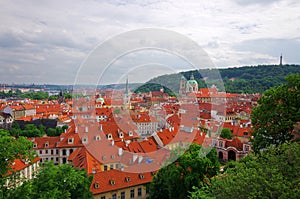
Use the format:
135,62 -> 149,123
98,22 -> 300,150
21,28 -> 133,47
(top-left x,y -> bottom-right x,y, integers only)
134,64 -> 300,94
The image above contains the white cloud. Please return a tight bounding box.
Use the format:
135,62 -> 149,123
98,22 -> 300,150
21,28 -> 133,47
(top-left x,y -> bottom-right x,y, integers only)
0,0 -> 299,84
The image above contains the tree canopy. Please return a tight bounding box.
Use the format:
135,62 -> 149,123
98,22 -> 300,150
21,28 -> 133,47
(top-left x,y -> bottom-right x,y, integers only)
251,74 -> 300,152
6,162 -> 93,199
220,128 -> 233,140
189,142 -> 300,199
149,144 -> 220,199
0,130 -> 35,177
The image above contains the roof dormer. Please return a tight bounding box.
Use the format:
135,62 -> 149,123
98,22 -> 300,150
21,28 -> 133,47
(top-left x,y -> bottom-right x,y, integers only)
44,141 -> 49,148
68,137 -> 74,144
82,137 -> 88,144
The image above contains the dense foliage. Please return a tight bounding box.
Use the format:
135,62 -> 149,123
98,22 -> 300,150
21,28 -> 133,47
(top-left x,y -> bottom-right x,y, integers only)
134,83 -> 176,96
0,90 -> 72,100
134,64 -> 300,94
149,144 -> 220,199
190,142 -> 300,199
10,122 -> 68,137
251,74 -> 300,152
6,162 -> 93,199
0,130 -> 35,177
219,128 -> 233,140
0,130 -> 35,197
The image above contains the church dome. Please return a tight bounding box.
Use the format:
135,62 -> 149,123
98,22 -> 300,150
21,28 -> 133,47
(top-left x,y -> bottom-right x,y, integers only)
96,97 -> 105,103
187,79 -> 198,85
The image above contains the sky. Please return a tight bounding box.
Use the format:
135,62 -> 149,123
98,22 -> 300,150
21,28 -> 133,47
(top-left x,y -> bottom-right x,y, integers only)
0,0 -> 299,85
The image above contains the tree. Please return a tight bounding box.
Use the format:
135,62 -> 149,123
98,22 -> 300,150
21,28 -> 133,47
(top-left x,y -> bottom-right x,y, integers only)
9,162 -> 93,199
251,74 -> 300,152
189,142 -> 300,199
149,144 -> 220,199
0,130 -> 34,177
46,128 -> 57,136
21,124 -> 43,137
0,130 -> 35,197
220,128 -> 233,139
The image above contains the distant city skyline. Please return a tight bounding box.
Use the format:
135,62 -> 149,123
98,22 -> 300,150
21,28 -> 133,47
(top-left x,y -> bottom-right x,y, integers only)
0,0 -> 300,84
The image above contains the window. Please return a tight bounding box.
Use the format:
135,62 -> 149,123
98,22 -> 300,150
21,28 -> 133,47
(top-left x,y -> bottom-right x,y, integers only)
139,174 -> 144,179
101,197 -> 105,199
104,165 -> 108,171
62,149 -> 66,156
45,150 -> 48,154
121,192 -> 125,199
218,141 -> 223,148
56,150 -> 59,155
245,145 -> 250,151
110,180 -> 115,185
138,187 -> 142,197
110,164 -> 114,169
112,193 -> 117,199
51,150 -> 54,155
130,189 -> 135,198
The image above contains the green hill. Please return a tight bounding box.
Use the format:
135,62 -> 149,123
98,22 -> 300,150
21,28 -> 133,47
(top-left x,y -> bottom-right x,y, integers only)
134,64 -> 300,94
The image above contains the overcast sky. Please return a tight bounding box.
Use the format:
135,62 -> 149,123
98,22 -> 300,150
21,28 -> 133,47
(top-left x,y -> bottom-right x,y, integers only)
0,0 -> 299,84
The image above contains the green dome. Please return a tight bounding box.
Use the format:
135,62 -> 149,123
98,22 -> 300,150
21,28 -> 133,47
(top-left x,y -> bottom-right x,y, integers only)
96,97 -> 104,103
187,80 -> 198,85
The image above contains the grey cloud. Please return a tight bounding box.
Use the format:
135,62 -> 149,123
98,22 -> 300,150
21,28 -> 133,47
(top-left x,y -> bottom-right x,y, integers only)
0,32 -> 23,48
234,38 -> 300,63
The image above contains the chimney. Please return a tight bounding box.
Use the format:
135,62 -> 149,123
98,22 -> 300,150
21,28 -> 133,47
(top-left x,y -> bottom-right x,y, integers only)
118,148 -> 123,156
138,156 -> 143,164
133,154 -> 138,162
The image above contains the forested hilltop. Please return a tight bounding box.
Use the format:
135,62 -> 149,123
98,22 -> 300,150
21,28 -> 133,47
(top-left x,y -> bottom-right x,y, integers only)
134,64 -> 300,94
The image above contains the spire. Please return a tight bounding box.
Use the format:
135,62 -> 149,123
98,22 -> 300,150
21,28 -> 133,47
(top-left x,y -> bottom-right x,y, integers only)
190,73 -> 194,80
280,54 -> 283,66
125,76 -> 129,95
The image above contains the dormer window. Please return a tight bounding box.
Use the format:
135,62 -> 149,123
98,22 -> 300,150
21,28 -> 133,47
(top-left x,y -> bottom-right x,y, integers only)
107,134 -> 112,140
68,138 -> 74,144
119,132 -> 124,138
82,137 -> 88,144
110,180 -> 115,185
111,154 -> 115,160
44,142 -> 49,148
125,177 -> 131,182
128,131 -> 133,136
94,182 -> 100,189
33,143 -> 37,148
94,135 -> 101,141
139,174 -> 144,179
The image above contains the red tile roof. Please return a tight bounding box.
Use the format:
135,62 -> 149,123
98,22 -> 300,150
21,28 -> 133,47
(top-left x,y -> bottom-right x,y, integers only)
91,169 -> 152,194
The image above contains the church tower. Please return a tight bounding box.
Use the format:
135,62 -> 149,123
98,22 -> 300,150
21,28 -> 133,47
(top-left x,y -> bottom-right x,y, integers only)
179,76 -> 186,96
124,77 -> 130,109
279,54 -> 283,66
